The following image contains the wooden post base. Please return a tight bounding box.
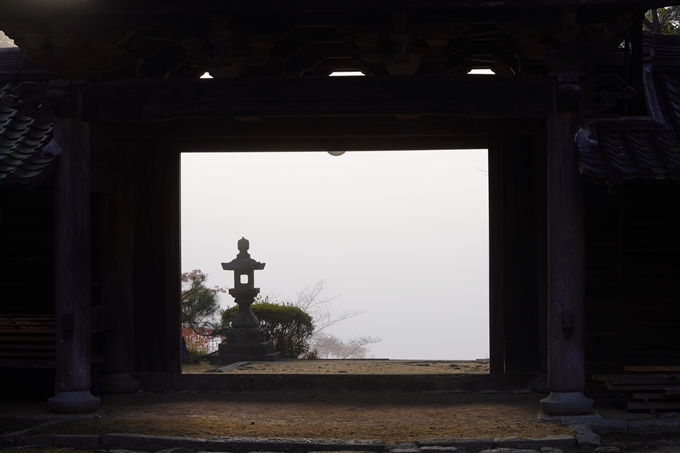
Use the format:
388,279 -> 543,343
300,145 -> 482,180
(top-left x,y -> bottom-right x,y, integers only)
540,391 -> 593,415
48,390 -> 100,413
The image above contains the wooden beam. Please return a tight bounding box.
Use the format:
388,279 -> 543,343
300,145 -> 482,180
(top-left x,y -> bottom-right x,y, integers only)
115,116 -> 545,152
0,1 -> 664,15
0,359 -> 55,368
116,116 -> 546,140
82,75 -> 553,122
177,135 -> 489,152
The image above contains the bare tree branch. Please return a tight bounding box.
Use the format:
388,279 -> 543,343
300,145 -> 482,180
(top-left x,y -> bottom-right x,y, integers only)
291,279 -> 365,335
262,279 -> 381,358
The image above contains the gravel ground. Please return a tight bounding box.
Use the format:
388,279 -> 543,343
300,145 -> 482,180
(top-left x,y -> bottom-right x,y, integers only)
182,359 -> 490,375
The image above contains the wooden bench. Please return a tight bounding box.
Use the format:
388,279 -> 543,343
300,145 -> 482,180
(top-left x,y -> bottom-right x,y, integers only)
0,314 -> 55,368
0,306 -> 122,369
593,366 -> 680,413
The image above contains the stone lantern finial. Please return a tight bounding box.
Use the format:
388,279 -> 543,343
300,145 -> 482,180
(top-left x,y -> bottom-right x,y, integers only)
237,237 -> 249,255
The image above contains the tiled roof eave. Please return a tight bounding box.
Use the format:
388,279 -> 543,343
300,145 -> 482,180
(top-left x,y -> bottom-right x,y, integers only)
581,123 -> 680,183
579,33 -> 680,185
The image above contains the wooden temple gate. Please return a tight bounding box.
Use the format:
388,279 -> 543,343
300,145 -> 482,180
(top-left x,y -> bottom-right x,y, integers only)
1,0 -> 679,414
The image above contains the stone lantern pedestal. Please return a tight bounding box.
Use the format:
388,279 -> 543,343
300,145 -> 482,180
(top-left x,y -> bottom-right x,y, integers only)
212,328 -> 280,364
209,238 -> 281,366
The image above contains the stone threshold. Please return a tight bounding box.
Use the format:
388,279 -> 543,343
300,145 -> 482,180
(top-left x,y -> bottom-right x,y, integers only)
537,411 -> 680,449
3,417 -> 680,453
2,430 -> 579,453
133,372 -> 538,394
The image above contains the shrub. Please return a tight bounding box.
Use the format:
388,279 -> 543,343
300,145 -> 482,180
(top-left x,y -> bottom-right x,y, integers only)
222,300 -> 315,358
182,326 -> 221,363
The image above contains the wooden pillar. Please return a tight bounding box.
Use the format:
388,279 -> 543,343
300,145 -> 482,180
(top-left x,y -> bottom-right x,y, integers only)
504,135 -> 541,373
48,118 -> 100,413
536,138 -> 549,374
540,105 -> 593,414
99,140 -> 141,393
133,140 -> 182,374
488,135 -> 543,375
488,138 -> 505,375
163,142 -> 182,376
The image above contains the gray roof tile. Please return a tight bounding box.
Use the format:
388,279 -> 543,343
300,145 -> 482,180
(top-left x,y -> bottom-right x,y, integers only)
0,81 -> 54,187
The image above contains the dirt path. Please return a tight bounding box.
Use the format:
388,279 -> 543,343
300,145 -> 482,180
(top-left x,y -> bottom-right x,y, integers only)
2,361 -> 574,442
14,391 -> 572,442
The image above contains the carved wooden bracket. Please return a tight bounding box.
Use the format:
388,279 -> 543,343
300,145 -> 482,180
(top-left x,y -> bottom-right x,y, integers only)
0,7 -> 640,80
580,74 -> 636,115
557,73 -> 581,112
1,81 -> 51,120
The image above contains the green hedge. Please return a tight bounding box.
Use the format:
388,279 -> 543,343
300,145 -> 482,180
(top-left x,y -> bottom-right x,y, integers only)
222,302 -> 315,358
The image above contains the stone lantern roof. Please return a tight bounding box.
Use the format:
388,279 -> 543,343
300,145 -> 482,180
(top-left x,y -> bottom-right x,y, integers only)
221,237 -> 266,271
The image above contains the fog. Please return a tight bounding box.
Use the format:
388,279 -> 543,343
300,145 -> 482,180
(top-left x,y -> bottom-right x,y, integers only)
181,150 -> 489,360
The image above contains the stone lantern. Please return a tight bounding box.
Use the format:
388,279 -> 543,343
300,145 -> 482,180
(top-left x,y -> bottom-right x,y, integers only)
223,237 -> 265,329
209,237 -> 281,365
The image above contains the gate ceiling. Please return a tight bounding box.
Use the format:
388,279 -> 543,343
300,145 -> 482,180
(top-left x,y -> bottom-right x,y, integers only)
0,0 -> 665,151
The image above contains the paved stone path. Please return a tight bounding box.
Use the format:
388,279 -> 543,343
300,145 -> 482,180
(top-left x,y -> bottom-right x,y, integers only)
3,417 -> 680,453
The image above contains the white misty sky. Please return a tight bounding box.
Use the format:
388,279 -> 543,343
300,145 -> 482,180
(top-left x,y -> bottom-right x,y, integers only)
181,150 -> 490,360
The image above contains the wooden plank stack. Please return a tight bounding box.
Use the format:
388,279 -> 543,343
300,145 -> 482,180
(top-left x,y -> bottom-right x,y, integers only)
0,314 -> 55,368
593,366 -> 680,413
